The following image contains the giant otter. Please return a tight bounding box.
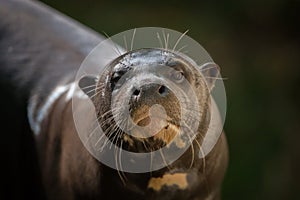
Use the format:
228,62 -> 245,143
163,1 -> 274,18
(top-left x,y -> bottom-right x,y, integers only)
0,0 -> 228,199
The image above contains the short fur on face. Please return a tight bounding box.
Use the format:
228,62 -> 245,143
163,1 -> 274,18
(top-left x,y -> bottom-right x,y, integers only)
80,48 -> 217,153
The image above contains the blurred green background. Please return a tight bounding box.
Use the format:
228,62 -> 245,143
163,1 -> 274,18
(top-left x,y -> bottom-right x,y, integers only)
40,0 -> 300,199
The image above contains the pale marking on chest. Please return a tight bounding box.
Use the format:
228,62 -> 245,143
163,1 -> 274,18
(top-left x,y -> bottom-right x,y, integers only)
148,173 -> 188,191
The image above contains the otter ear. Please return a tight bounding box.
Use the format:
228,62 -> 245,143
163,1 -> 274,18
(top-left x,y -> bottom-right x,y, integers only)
200,62 -> 220,91
78,75 -> 98,100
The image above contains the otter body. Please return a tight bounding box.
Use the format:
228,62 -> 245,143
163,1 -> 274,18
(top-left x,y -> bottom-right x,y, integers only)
0,0 -> 228,200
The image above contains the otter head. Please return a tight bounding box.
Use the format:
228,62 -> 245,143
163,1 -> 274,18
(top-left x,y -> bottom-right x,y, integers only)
79,48 -> 219,154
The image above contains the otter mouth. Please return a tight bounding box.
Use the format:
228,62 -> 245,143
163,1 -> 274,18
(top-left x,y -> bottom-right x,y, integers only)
131,114 -> 180,146
136,116 -> 151,127
136,116 -> 179,132
135,115 -> 167,127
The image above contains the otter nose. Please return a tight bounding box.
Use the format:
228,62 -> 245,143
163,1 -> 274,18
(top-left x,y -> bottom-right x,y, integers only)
132,84 -> 169,99
158,85 -> 168,96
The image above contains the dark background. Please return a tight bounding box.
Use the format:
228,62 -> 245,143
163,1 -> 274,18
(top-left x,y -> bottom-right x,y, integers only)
22,0 -> 300,199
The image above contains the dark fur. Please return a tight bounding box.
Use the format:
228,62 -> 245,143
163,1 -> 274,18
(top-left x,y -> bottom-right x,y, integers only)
0,0 -> 228,200
0,0 -> 101,199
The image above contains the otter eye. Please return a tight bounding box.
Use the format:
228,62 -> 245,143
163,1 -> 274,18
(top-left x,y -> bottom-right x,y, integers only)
171,70 -> 184,82
111,73 -> 122,89
111,76 -> 120,83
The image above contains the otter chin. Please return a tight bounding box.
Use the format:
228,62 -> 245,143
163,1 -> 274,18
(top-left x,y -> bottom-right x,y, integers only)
78,47 -> 228,199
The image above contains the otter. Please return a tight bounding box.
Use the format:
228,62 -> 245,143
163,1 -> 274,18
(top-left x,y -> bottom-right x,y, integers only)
76,48 -> 228,199
0,0 -> 228,200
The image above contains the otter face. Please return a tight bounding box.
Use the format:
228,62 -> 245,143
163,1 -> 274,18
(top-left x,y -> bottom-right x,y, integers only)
79,48 -> 218,154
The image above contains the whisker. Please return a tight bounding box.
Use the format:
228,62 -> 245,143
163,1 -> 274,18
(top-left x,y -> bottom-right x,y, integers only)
166,33 -> 170,50
173,30 -> 189,51
180,124 -> 211,196
156,32 -> 163,48
142,139 -> 149,151
98,106 -> 119,118
130,28 -> 136,51
110,125 -> 121,149
181,121 -> 206,171
94,118 -> 119,148
194,139 -> 206,174
176,45 -> 188,53
159,149 -> 171,170
184,132 -> 195,169
94,130 -> 107,147
123,35 -> 128,52
79,84 -> 97,90
87,89 -> 103,100
194,138 -> 211,196
150,151 -> 154,175
118,137 -> 127,182
82,83 -> 102,92
102,31 -> 122,56
204,76 -> 227,80
83,112 -> 115,147
84,123 -> 101,146
162,29 -> 167,49
199,66 -> 218,72
82,88 -> 97,96
114,142 -> 126,185
100,125 -> 117,150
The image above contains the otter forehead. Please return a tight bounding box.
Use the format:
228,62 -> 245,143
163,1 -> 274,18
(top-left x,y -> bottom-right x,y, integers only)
112,48 -> 190,73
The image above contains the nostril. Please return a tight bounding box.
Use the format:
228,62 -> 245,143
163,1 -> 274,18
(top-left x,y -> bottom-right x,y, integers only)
158,85 -> 168,96
133,89 -> 140,96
